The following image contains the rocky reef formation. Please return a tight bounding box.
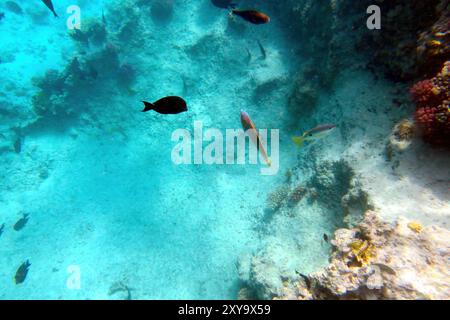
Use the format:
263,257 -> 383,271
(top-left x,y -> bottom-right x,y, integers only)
31,10 -> 137,125
239,160 -> 373,300
273,211 -> 450,300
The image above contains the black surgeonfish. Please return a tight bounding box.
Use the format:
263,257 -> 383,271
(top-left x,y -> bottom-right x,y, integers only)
41,0 -> 58,17
142,96 -> 188,114
13,213 -> 29,231
231,9 -> 270,24
15,260 -> 31,284
211,0 -> 237,9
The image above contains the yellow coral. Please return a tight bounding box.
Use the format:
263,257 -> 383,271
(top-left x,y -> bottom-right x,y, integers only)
427,40 -> 442,48
408,222 -> 423,233
349,240 -> 376,266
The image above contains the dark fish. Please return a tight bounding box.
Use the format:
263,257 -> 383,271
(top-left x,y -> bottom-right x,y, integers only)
0,12 -> 5,21
323,233 -> 329,242
41,0 -> 58,18
296,271 -> 311,289
14,136 -> 21,154
5,1 -> 22,15
15,260 -> 31,284
257,39 -> 266,60
0,223 -> 5,237
142,96 -> 188,114
245,47 -> 252,64
125,286 -> 132,300
211,0 -> 237,9
232,10 -> 270,25
13,213 -> 29,231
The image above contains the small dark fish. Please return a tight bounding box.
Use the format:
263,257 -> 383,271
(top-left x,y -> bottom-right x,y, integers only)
102,8 -> 107,25
41,0 -> 58,18
13,136 -> 21,154
211,0 -> 237,9
232,10 -> 270,25
13,213 -> 29,231
5,1 -> 22,15
0,223 -> 5,237
296,271 -> 311,289
15,260 -> 31,284
0,12 -> 5,21
245,47 -> 252,64
142,96 -> 188,115
323,233 -> 329,242
257,39 -> 266,60
125,286 -> 132,300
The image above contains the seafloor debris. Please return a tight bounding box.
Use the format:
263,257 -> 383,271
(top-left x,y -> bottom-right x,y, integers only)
273,211 -> 450,300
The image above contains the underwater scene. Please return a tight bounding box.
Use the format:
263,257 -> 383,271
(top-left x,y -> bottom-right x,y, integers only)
0,0 -> 449,300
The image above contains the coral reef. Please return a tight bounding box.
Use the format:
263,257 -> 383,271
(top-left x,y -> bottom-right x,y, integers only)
362,0 -> 447,80
69,19 -> 107,47
31,14 -> 137,123
287,160 -> 371,226
412,61 -> 450,146
417,6 -> 450,74
274,211 -> 450,300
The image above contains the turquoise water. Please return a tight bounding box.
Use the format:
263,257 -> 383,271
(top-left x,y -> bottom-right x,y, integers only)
0,0 -> 365,299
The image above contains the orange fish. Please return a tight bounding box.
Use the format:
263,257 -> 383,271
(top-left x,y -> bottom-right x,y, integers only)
240,110 -> 272,166
232,9 -> 270,24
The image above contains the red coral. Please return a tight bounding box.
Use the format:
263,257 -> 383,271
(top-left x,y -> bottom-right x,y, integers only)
409,79 -> 437,106
411,61 -> 450,147
414,102 -> 450,146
